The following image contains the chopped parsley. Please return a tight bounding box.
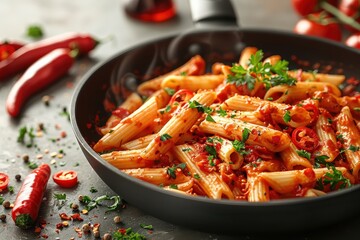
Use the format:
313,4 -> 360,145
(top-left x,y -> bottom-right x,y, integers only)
28,162 -> 38,169
188,100 -> 214,122
54,192 -> 67,200
169,184 -> 178,189
232,140 -> 248,155
27,25 -> 44,39
181,148 -> 192,152
193,173 -> 201,180
17,126 -> 35,147
84,195 -> 122,212
0,196 -> 4,205
353,107 -> 360,112
296,149 -> 311,160
315,166 -> 352,191
283,111 -> 291,123
242,128 -> 251,142
164,87 -> 175,96
226,50 -> 296,91
314,155 -> 332,168
216,107 -> 227,117
349,145 -> 360,152
140,224 -> 153,230
160,133 -> 172,141
8,186 -> 14,194
90,187 -> 98,193
113,227 -> 146,240
179,71 -> 187,76
167,163 -> 187,179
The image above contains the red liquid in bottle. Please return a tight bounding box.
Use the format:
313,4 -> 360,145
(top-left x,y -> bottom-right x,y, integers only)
125,0 -> 176,22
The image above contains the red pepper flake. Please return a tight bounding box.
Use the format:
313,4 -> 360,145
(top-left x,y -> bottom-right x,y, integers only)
41,234 -> 49,239
60,131 -> 67,138
118,228 -> 127,235
34,227 -> 42,233
86,123 -> 92,129
71,213 -> 84,221
56,222 -> 64,229
59,213 -> 71,220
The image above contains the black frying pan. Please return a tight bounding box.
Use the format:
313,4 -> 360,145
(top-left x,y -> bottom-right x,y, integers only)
71,0 -> 360,234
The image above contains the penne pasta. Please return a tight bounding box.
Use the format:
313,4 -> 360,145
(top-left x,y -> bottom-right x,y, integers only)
93,90 -> 169,152
140,90 -> 217,161
199,116 -> 291,152
173,144 -> 234,200
161,75 -> 224,91
91,48 -> 358,202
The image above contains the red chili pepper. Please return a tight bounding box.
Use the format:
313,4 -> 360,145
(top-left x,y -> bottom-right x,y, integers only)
0,32 -> 98,80
303,103 -> 319,125
53,170 -> 78,188
11,163 -> 51,229
0,173 -> 10,191
291,126 -> 320,152
169,89 -> 195,105
6,48 -> 76,117
0,41 -> 24,61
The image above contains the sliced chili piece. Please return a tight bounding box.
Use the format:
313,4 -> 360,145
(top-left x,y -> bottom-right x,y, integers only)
303,103 -> 319,125
291,126 -> 320,152
169,89 -> 194,106
53,170 -> 78,188
0,173 -> 9,191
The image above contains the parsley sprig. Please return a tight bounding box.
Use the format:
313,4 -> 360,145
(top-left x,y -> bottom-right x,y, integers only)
226,50 -> 296,90
315,166 -> 352,191
188,100 -> 215,122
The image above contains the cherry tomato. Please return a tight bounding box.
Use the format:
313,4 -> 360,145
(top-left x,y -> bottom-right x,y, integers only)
0,173 -> 9,191
345,33 -> 360,49
169,89 -> 194,105
294,13 -> 342,41
53,170 -> 78,188
291,127 -> 320,152
292,0 -> 319,16
339,0 -> 360,32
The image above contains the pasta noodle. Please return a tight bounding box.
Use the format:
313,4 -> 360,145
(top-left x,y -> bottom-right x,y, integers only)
92,47 -> 358,202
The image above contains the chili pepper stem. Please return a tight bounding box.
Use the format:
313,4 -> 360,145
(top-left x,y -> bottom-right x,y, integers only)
15,214 -> 34,229
320,1 -> 360,31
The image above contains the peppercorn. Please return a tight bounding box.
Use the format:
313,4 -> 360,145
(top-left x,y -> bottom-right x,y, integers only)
82,223 -> 91,233
93,230 -> 100,238
0,214 -> 6,222
113,216 -> 121,224
15,174 -> 21,181
42,95 -> 51,106
37,123 -> 44,131
78,195 -> 83,202
102,233 -> 112,240
2,201 -> 11,209
22,154 -> 29,163
71,203 -> 79,211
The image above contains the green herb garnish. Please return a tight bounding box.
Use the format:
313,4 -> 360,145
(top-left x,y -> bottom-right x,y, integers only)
160,133 -> 172,141
296,149 -> 311,160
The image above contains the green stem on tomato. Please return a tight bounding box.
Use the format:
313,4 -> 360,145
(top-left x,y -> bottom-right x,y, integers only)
320,1 -> 360,31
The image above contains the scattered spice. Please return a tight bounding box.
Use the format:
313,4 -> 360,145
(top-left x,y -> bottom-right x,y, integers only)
22,154 -> 29,163
15,174 -> 21,181
3,200 -> 11,209
113,215 -> 121,224
42,95 -> 51,106
103,233 -> 112,240
0,214 -> 6,222
71,203 -> 79,211
82,223 -> 91,233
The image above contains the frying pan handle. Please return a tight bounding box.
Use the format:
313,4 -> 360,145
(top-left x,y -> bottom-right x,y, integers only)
189,0 -> 238,28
